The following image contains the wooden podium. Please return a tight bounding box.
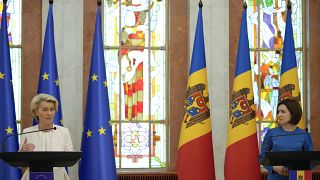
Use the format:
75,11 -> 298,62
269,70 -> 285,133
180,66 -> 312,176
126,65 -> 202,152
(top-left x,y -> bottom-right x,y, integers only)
261,151 -> 320,170
0,151 -> 81,179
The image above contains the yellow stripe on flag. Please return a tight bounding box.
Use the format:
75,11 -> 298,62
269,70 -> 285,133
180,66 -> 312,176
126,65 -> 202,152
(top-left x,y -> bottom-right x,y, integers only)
279,67 -> 305,128
297,170 -> 304,180
178,68 -> 212,148
227,70 -> 256,146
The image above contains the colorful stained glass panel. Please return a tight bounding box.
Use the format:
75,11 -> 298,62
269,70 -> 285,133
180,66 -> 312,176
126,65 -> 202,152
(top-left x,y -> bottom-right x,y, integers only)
104,0 -> 120,46
247,0 -> 258,48
10,48 -> 21,120
120,3 -> 150,47
104,49 -> 121,121
260,122 -> 277,144
112,123 -> 120,168
104,0 -> 167,169
247,0 -> 303,49
119,49 -> 148,121
150,50 -> 165,121
150,0 -> 166,47
151,123 -> 166,168
120,122 -> 150,168
0,0 -> 21,45
291,0 -> 303,48
296,50 -> 303,95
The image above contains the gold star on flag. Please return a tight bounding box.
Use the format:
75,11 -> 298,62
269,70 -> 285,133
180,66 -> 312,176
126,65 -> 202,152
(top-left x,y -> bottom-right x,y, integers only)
91,74 -> 98,81
60,119 -> 64,125
103,80 -> 108,87
42,72 -> 49,80
0,72 -> 5,79
55,79 -> 60,86
5,126 -> 13,135
86,130 -> 92,138
98,127 -> 106,135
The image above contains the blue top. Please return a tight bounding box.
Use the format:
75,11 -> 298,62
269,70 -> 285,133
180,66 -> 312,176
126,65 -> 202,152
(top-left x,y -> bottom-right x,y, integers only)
259,126 -> 313,180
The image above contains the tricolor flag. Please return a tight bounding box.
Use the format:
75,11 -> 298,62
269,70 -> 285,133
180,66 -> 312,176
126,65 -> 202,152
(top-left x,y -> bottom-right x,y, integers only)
177,2 -> 215,180
78,1 -> 117,179
289,170 -> 312,180
224,4 -> 260,180
0,0 -> 21,179
35,1 -> 63,126
278,3 -> 304,128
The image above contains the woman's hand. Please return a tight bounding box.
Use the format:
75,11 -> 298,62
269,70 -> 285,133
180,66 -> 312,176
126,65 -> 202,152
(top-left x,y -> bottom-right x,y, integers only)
20,138 -> 35,152
273,166 -> 289,176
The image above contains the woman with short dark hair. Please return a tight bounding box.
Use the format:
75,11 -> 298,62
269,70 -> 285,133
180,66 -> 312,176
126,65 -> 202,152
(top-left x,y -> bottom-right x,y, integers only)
259,98 -> 313,180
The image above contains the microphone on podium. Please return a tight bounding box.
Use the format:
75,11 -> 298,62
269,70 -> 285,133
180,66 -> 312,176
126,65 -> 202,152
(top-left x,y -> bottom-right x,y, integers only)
1,126 -> 57,152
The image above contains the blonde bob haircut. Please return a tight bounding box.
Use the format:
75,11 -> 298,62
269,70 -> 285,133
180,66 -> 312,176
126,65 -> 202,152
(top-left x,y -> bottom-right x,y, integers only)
31,93 -> 59,119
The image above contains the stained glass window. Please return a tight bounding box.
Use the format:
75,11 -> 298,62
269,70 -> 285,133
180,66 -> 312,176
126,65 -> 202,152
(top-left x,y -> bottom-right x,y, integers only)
0,0 -> 22,130
246,0 -> 304,146
103,0 -> 167,168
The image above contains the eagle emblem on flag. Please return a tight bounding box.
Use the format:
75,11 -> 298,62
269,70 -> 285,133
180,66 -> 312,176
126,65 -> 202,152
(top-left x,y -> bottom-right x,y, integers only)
183,83 -> 210,128
230,88 -> 255,128
279,84 -> 301,102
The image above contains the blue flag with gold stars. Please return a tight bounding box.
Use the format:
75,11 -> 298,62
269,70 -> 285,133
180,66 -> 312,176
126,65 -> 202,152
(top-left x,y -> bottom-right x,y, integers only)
0,1 -> 21,179
35,3 -> 63,125
78,3 -> 117,180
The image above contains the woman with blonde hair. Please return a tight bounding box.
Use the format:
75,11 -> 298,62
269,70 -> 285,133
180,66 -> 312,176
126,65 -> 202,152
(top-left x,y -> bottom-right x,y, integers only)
20,93 -> 73,180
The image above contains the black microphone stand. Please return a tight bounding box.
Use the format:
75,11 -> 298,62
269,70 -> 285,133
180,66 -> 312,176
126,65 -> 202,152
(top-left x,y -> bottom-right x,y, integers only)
1,127 -> 56,152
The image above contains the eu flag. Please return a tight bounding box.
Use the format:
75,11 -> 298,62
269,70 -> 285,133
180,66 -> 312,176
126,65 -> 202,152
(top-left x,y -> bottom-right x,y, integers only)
78,3 -> 117,180
35,3 -> 63,126
0,0 -> 21,179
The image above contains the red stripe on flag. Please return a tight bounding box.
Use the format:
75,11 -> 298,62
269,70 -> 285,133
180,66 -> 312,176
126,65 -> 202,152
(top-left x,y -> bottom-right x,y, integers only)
305,170 -> 312,180
224,133 -> 260,180
177,132 -> 215,180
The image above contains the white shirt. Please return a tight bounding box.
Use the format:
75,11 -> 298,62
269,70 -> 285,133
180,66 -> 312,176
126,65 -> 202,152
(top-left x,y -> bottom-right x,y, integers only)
20,124 -> 74,180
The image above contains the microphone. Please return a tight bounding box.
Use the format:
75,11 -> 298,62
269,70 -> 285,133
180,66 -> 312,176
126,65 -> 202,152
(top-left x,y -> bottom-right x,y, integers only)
1,127 -> 57,152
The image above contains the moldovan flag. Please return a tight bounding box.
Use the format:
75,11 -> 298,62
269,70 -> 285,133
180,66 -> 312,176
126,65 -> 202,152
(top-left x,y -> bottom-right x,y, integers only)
279,5 -> 304,128
289,170 -> 312,180
224,6 -> 260,180
177,2 -> 215,180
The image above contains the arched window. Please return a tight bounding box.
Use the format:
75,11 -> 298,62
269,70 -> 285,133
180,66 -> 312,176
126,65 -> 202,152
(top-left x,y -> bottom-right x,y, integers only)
246,0 -> 304,145
0,0 -> 22,129
103,0 -> 167,168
